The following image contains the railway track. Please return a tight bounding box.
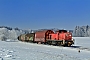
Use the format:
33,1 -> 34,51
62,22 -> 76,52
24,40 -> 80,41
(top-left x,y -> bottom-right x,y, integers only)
20,41 -> 90,52
67,46 -> 90,51
42,43 -> 90,51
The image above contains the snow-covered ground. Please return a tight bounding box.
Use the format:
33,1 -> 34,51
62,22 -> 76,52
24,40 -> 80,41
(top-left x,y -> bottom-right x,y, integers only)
0,37 -> 90,60
73,37 -> 90,48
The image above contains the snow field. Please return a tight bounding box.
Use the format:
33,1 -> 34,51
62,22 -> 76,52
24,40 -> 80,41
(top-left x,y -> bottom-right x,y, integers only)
0,37 -> 90,60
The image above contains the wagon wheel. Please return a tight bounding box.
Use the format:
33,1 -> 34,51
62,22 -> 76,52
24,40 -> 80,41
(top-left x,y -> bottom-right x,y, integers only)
38,42 -> 42,44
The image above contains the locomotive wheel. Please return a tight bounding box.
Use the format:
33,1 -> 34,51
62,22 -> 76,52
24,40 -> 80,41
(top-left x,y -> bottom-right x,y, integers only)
47,41 -> 52,45
64,44 -> 71,47
54,42 -> 58,46
57,42 -> 61,46
68,44 -> 71,47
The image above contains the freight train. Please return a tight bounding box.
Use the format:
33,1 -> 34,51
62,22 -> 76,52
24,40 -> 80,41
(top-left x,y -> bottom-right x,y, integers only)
18,30 -> 74,46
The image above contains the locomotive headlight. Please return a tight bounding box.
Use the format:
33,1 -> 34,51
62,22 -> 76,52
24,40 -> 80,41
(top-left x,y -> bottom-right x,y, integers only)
69,35 -> 71,36
72,38 -> 75,44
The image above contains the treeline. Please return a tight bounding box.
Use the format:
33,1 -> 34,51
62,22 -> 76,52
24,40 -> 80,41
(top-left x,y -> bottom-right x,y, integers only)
0,25 -> 90,41
72,25 -> 90,37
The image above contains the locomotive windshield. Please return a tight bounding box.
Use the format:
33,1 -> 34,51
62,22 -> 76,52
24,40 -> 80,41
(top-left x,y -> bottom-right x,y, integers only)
56,30 -> 67,33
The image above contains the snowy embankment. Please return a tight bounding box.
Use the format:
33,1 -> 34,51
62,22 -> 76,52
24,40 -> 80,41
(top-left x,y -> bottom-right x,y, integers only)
0,37 -> 90,60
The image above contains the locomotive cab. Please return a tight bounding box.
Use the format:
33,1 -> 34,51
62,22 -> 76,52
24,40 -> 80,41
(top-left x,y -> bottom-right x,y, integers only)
47,30 -> 74,46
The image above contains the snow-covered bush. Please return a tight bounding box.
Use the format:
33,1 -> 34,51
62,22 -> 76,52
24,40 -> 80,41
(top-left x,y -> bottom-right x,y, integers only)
0,26 -> 31,41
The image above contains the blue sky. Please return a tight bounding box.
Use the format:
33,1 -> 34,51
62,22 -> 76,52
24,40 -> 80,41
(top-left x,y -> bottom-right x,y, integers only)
0,0 -> 90,30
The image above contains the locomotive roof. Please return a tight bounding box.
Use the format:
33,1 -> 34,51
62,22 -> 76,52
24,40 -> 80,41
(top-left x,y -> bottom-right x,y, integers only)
56,30 -> 67,33
35,30 -> 52,32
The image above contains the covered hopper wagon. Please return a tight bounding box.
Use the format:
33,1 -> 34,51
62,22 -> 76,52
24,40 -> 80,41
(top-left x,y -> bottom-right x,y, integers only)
18,33 -> 35,42
18,34 -> 26,42
34,30 -> 54,44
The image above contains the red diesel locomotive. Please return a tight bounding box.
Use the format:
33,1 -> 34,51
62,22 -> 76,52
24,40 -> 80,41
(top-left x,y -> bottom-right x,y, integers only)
18,30 -> 74,46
